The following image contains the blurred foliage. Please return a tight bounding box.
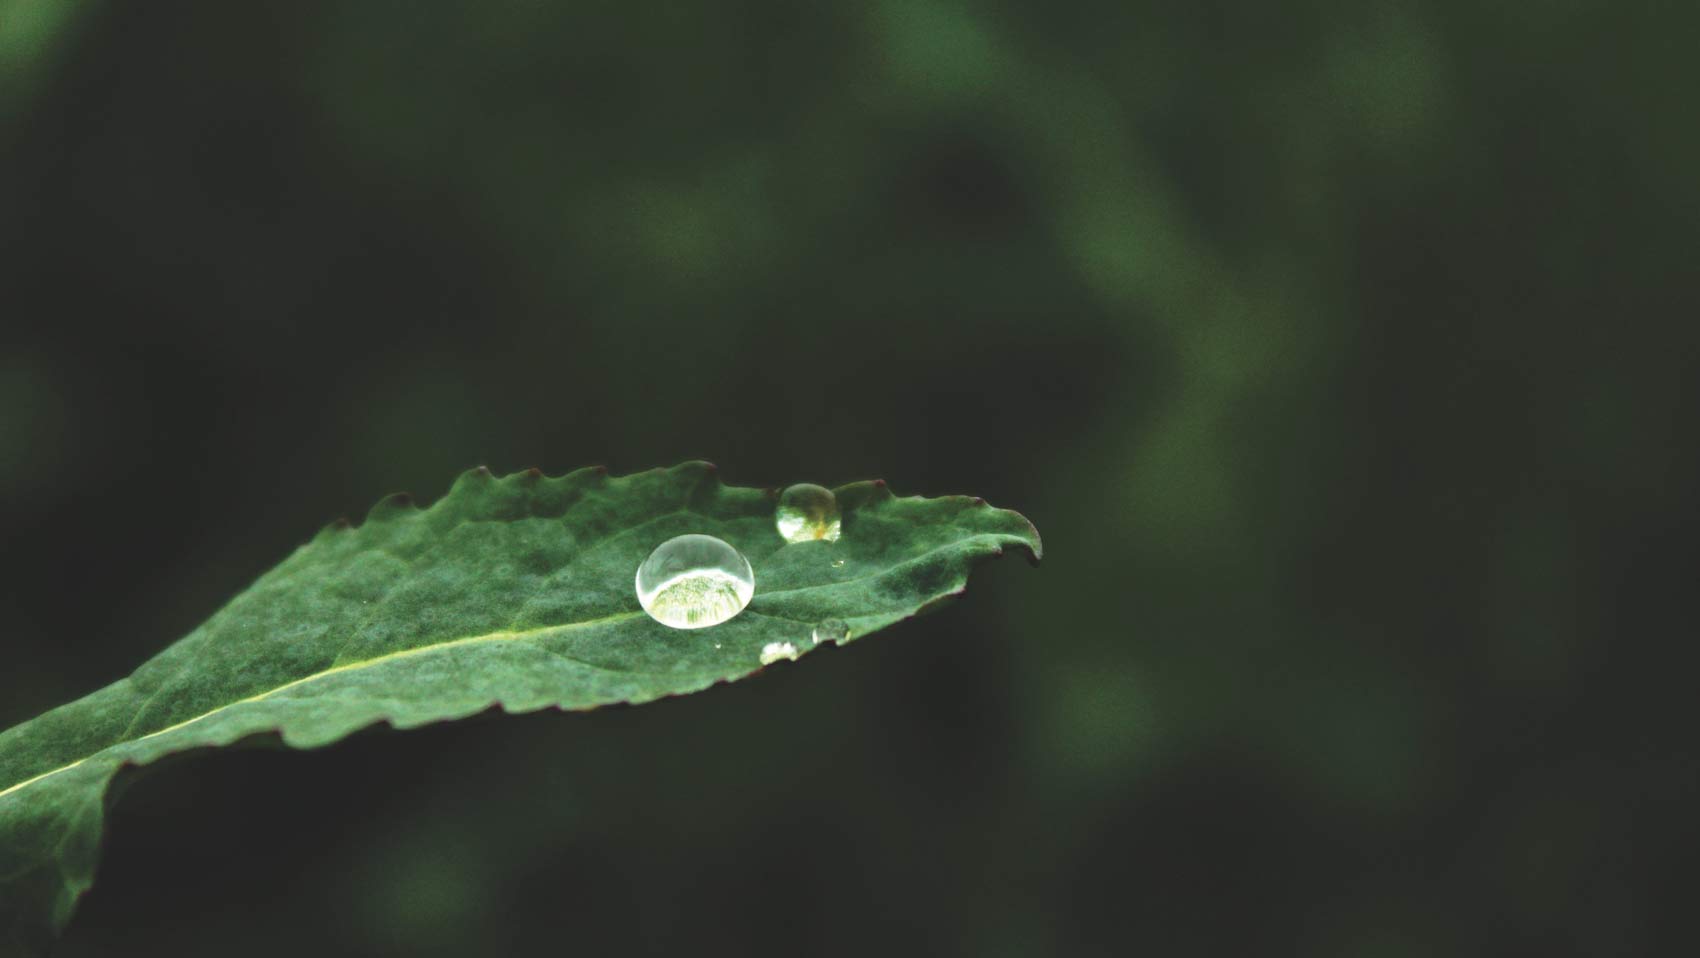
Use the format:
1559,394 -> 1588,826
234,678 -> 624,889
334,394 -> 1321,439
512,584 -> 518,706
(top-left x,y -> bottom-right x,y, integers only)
0,0 -> 1695,955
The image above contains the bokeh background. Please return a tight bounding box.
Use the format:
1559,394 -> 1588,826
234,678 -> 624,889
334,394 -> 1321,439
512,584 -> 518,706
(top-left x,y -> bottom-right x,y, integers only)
3,0 -> 1696,954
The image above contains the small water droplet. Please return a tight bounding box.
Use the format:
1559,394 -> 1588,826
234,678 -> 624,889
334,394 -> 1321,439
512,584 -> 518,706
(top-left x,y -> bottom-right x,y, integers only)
776,483 -> 841,543
831,558 -> 846,568
760,641 -> 800,665
812,619 -> 849,645
635,534 -> 754,630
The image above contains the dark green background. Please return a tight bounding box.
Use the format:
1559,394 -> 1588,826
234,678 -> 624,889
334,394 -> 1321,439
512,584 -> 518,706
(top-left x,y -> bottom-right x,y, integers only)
2,1 -> 1695,954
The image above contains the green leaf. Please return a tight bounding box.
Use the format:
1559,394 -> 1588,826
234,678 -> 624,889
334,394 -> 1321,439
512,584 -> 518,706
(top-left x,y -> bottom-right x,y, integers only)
0,462 -> 1040,952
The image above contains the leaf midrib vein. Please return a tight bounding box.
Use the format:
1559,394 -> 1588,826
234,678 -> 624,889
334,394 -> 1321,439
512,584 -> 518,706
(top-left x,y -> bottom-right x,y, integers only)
0,610 -> 645,802
103,500 -> 707,778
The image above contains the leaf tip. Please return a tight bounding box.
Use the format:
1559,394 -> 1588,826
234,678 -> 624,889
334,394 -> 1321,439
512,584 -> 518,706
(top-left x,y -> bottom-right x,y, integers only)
1016,515 -> 1043,565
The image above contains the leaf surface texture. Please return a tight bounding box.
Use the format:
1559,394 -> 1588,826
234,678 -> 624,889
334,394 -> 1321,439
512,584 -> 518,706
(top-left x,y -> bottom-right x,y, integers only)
0,463 -> 1040,952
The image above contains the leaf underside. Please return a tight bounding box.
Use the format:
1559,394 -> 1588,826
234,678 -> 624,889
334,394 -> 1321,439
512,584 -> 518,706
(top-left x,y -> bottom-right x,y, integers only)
0,462 -> 1040,953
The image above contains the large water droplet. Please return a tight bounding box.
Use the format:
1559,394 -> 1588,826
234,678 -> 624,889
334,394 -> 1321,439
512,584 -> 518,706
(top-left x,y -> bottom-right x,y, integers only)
776,483 -> 841,543
812,619 -> 849,645
760,641 -> 800,665
635,534 -> 754,630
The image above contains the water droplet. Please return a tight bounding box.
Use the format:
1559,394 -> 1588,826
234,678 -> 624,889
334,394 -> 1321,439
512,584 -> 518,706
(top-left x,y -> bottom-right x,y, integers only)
811,619 -> 849,645
635,534 -> 754,630
831,558 -> 846,568
760,641 -> 800,665
775,483 -> 841,543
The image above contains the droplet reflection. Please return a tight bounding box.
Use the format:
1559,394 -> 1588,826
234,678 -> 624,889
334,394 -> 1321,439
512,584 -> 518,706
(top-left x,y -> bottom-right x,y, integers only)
776,483 -> 842,543
634,534 -> 754,630
812,619 -> 849,645
760,641 -> 800,665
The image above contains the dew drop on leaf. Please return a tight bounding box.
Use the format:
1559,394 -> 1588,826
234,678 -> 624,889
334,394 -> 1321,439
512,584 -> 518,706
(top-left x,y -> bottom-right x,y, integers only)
635,534 -> 754,629
760,641 -> 800,665
811,619 -> 849,645
775,483 -> 842,543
